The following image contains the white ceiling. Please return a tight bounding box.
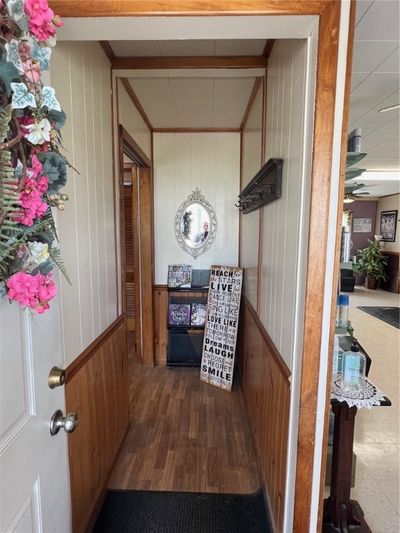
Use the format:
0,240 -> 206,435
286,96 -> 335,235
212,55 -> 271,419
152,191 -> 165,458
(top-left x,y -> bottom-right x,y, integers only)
127,76 -> 257,129
347,171 -> 400,197
110,39 -> 266,57
349,0 -> 400,173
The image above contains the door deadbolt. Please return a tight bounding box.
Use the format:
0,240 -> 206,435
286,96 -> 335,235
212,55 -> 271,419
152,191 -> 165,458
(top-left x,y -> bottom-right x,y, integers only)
48,366 -> 66,389
50,410 -> 79,436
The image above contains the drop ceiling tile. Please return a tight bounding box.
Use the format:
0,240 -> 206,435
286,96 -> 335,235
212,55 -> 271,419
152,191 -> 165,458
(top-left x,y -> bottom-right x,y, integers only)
349,111 -> 396,132
361,157 -> 400,171
170,78 -> 214,127
375,46 -> 400,73
355,0 -> 400,41
215,39 -> 266,56
351,72 -> 369,91
355,0 -> 374,24
213,78 -> 255,127
351,72 -> 400,96
128,78 -> 178,127
159,40 -> 215,57
352,41 -> 398,73
110,41 -> 162,57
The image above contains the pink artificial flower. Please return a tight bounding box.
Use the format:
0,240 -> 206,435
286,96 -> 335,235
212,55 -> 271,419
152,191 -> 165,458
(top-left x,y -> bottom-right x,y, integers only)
18,115 -> 35,135
36,175 -> 49,193
25,0 -> 56,42
7,272 -> 57,314
52,15 -> 63,27
23,59 -> 41,84
29,155 -> 43,177
7,272 -> 39,308
14,176 -> 48,226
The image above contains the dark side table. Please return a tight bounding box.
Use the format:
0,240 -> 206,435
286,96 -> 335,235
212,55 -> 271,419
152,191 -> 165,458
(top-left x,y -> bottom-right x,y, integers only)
322,377 -> 391,532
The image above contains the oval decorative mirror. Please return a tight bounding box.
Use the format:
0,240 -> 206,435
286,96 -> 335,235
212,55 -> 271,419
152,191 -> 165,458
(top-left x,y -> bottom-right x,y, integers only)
174,188 -> 217,259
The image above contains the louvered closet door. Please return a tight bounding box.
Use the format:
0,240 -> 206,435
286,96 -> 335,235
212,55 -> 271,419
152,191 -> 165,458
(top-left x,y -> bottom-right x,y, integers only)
123,165 -> 141,356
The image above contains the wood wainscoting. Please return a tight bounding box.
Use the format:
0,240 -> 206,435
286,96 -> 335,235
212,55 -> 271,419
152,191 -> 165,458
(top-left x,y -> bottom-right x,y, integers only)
238,296 -> 291,533
153,285 -> 168,365
65,316 -> 129,533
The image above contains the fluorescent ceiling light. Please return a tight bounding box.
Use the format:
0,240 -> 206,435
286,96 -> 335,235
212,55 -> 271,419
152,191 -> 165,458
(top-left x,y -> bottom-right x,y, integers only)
357,171 -> 400,182
378,104 -> 400,113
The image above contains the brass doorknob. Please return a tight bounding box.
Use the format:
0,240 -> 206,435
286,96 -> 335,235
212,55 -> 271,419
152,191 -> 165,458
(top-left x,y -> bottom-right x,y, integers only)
49,410 -> 79,436
48,366 -> 66,389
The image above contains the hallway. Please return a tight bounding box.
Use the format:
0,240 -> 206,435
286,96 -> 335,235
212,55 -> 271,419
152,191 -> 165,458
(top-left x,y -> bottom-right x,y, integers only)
108,361 -> 261,494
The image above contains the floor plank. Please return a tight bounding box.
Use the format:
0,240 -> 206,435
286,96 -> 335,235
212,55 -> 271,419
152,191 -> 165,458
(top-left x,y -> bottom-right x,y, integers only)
108,362 -> 261,494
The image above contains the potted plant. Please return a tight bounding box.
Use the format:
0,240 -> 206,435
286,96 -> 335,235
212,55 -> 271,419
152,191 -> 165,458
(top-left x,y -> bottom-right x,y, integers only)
353,240 -> 388,290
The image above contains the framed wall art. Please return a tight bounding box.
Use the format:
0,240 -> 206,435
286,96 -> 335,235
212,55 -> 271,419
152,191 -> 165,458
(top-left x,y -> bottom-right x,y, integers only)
380,210 -> 398,242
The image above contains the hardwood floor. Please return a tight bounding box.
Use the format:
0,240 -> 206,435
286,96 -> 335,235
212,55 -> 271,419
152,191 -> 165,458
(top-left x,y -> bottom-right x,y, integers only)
107,361 -> 261,494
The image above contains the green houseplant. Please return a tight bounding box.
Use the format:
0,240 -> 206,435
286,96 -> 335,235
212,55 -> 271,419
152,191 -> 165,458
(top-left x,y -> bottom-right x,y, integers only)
353,240 -> 388,290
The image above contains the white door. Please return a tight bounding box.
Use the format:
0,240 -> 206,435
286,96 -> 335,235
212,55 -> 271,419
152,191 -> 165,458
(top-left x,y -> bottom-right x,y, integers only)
0,288 -> 72,533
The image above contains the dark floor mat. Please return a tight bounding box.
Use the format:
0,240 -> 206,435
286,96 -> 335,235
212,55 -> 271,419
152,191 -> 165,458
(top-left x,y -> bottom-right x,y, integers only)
357,306 -> 400,329
93,489 -> 272,533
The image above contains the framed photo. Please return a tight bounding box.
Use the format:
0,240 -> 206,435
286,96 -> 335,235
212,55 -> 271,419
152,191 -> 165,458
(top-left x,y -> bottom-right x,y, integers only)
353,217 -> 372,233
167,264 -> 192,288
191,303 -> 207,326
380,210 -> 398,242
168,304 -> 191,326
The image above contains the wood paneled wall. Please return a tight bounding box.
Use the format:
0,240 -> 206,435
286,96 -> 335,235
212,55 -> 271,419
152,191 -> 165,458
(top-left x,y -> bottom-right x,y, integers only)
51,42 -> 118,366
65,317 -> 129,533
238,297 -> 291,533
153,285 -> 168,365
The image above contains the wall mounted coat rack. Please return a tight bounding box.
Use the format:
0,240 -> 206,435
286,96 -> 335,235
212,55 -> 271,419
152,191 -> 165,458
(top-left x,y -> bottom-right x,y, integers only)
236,158 -> 283,214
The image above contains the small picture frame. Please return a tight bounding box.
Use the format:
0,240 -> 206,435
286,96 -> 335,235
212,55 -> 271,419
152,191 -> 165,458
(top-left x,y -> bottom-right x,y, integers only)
167,264 -> 192,288
168,304 -> 191,326
380,210 -> 398,242
353,217 -> 372,233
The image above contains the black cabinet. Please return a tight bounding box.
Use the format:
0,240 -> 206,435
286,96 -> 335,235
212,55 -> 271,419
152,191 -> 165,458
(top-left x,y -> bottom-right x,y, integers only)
167,288 -> 208,367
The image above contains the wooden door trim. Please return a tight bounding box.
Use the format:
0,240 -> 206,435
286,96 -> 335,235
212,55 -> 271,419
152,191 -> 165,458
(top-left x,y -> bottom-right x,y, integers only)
293,1 -> 353,530
120,77 -> 153,131
120,124 -> 152,167
50,1 -> 331,17
119,125 -> 155,366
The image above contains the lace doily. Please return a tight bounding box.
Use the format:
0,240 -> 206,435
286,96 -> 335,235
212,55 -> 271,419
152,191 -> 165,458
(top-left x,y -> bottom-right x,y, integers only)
331,373 -> 386,409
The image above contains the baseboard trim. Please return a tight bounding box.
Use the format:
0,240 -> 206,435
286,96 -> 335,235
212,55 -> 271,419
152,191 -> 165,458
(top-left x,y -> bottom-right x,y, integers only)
66,314 -> 125,383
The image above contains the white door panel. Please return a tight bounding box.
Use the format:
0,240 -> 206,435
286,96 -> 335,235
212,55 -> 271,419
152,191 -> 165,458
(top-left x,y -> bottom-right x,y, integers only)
0,292 -> 71,533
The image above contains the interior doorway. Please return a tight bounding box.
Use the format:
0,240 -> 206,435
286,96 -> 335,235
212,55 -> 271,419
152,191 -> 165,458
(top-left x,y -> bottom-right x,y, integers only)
118,126 -> 154,365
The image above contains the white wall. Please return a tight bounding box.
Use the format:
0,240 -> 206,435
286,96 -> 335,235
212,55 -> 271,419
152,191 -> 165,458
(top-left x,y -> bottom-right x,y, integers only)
375,194 -> 400,252
117,79 -> 152,158
259,40 -> 310,371
153,132 -> 240,284
240,84 -> 263,310
52,42 -> 118,365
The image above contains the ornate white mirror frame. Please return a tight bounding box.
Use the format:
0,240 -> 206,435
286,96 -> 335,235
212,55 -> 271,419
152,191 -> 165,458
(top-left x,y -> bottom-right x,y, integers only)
174,188 -> 217,259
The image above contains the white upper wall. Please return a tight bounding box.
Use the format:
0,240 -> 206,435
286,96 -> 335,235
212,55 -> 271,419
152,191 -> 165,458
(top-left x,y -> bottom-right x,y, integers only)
153,132 -> 240,284
52,42 -> 118,365
240,83 -> 263,310
117,79 -> 152,158
259,39 -> 310,370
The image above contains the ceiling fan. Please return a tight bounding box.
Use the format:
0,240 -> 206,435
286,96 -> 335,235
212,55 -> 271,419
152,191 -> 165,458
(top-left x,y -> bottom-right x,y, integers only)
344,183 -> 370,203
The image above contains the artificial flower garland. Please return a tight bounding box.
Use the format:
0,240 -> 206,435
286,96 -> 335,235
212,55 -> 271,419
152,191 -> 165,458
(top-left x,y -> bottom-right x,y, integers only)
0,0 -> 70,314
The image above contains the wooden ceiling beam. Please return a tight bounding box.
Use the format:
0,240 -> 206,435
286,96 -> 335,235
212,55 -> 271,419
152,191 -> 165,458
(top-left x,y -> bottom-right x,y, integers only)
112,56 -> 267,69
49,1 -> 330,17
99,40 -> 116,62
262,39 -> 275,61
120,77 -> 153,131
240,77 -> 263,131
